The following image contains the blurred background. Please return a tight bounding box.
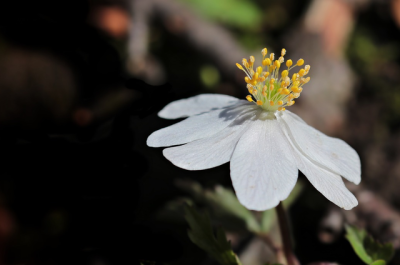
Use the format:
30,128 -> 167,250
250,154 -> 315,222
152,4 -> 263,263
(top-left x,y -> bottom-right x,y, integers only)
0,0 -> 400,264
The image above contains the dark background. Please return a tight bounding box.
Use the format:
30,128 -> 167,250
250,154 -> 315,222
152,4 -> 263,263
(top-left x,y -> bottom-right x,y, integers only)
0,0 -> 400,264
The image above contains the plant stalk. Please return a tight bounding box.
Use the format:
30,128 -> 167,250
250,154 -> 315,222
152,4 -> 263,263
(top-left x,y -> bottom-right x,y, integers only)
276,202 -> 299,265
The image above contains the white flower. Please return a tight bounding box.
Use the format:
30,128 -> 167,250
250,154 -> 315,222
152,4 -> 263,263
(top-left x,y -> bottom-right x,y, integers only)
147,48 -> 361,211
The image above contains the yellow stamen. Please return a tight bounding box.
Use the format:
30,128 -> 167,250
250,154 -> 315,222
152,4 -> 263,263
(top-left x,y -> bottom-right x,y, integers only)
270,53 -> 275,61
236,63 -> 243,70
261,48 -> 268,57
263,58 -> 271,66
250,56 -> 255,64
235,47 -> 311,112
304,65 -> 310,74
291,86 -> 301,93
297,59 -> 304,66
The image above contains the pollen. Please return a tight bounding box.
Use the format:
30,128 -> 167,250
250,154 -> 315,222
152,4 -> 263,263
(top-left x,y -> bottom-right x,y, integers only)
236,47 -> 310,112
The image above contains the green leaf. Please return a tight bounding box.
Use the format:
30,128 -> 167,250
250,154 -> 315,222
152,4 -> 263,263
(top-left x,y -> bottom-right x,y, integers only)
370,260 -> 386,265
177,0 -> 262,30
176,179 -> 260,233
184,204 -> 242,265
345,225 -> 394,265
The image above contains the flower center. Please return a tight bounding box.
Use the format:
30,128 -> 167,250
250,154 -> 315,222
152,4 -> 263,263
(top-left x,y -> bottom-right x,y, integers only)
236,48 -> 311,112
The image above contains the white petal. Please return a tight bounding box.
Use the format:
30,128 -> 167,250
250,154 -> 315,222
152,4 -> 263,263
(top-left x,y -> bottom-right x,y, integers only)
158,94 -> 239,119
230,118 -> 298,211
277,112 -> 358,210
298,161 -> 358,210
277,111 -> 361,184
163,111 -> 257,170
147,101 -> 254,147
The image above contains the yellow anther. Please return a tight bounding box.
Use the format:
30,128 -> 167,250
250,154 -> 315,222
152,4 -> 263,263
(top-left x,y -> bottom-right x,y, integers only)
253,72 -> 259,80
279,56 -> 284,63
293,81 -> 300,87
286,59 -> 293,67
245,76 -> 251,83
269,66 -> 275,72
247,84 -> 253,89
261,48 -> 268,57
269,101 -> 275,106
285,76 -> 290,86
281,48 -> 286,56
242,58 -> 248,67
287,100 -> 295,106
270,85 -> 274,91
258,77 -> 265,82
274,60 -> 281,69
281,70 -> 288,78
246,95 -> 253,102
249,69 -> 255,75
270,78 -> 275,84
291,86 -> 301,93
257,100 -> 263,106
298,69 -> 305,77
250,56 -> 255,63
278,107 -> 286,111
288,94 -> 295,100
298,87 -> 303,93
256,66 -> 263,74
297,58 -> 304,66
303,77 -> 310,83
251,80 -> 257,86
281,81 -> 286,87
277,88 -> 282,93
263,58 -> 271,66
269,53 -> 275,61
293,93 -> 300,98
304,65 -> 310,74
263,72 -> 270,77
263,85 -> 267,92
278,100 -> 283,105
282,88 -> 290,95
292,73 -> 298,82
248,89 -> 253,94
236,63 -> 243,70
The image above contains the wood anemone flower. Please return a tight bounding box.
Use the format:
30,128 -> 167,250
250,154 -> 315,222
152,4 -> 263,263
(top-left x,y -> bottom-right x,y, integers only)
147,48 -> 361,211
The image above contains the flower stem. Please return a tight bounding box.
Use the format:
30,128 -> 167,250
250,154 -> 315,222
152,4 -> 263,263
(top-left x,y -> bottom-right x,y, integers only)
276,202 -> 299,265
